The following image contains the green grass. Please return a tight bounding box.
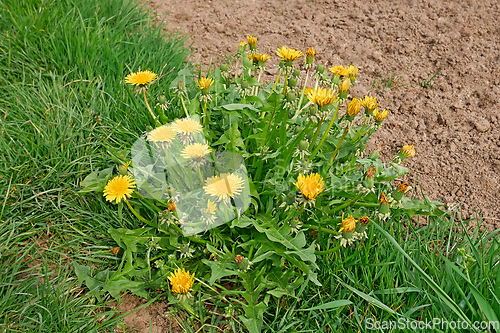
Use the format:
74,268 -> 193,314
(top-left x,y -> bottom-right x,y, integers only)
0,0 -> 188,331
183,210 -> 499,333
1,0 -> 499,332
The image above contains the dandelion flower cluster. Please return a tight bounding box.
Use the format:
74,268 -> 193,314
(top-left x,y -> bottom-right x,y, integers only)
103,175 -> 135,203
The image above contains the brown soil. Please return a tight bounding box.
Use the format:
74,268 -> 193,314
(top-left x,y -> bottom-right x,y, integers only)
145,0 -> 500,229
114,294 -> 184,332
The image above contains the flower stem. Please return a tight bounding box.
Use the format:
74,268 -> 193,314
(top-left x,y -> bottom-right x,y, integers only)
197,167 -> 204,184
282,74 -> 289,96
143,90 -> 156,120
180,94 -> 189,117
271,72 -> 282,94
329,126 -> 349,165
310,102 -> 341,159
308,118 -> 323,151
203,101 -> 207,125
297,69 -> 310,109
303,224 -> 339,235
125,199 -> 155,227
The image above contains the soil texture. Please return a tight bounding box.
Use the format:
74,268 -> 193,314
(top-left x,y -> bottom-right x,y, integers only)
146,0 -> 500,228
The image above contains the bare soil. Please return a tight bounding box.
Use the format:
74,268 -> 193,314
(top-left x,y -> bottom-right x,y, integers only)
149,0 -> 500,226
119,0 -> 500,328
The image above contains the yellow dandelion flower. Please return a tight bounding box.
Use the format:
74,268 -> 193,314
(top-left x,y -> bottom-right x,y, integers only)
247,54 -> 257,62
304,87 -> 315,96
168,268 -> 194,294
401,145 -> 416,158
168,200 -> 176,211
305,47 -> 317,57
276,46 -> 303,62
124,70 -> 158,86
361,96 -> 378,112
205,199 -> 216,215
347,98 -> 362,117
304,47 -> 317,68
339,77 -> 351,93
198,77 -> 214,91
329,65 -> 349,77
338,215 -> 357,233
373,108 -> 389,122
347,65 -> 359,78
255,54 -> 271,63
203,173 -> 244,203
238,41 -> 247,53
147,125 -> 176,143
294,173 -> 325,200
103,175 -> 135,203
306,88 -> 338,107
172,118 -> 203,135
247,35 -> 257,47
181,142 -> 211,159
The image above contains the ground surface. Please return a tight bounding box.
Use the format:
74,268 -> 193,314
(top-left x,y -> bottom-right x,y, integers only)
148,0 -> 500,227
122,1 -> 500,330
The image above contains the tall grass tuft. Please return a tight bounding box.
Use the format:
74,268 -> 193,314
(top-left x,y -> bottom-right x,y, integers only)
0,0 -> 188,330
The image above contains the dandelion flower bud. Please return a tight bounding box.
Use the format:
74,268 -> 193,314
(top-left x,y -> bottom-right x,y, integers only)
339,77 -> 351,99
299,140 -> 309,151
361,96 -> 378,115
286,92 -> 296,102
401,145 -> 416,158
347,65 -> 359,82
392,182 -> 411,201
345,98 -> 362,121
363,166 -> 376,188
379,193 -> 390,214
373,108 -> 389,123
356,215 -> 370,233
238,41 -> 247,54
304,47 -> 317,69
247,35 -> 257,50
338,215 -> 357,233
